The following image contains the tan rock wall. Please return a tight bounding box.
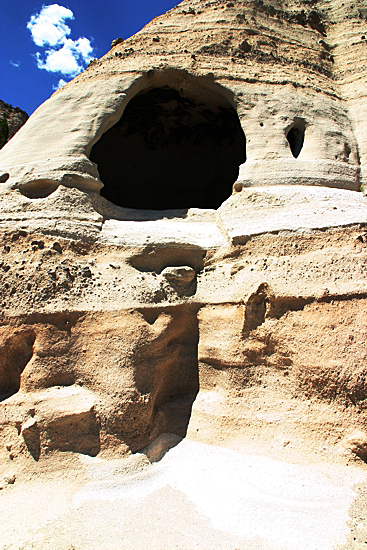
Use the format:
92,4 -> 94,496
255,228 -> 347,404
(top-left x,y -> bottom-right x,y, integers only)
0,221 -> 366,464
0,306 -> 199,460
0,0 -> 365,196
198,296 -> 367,404
0,0 -> 367,471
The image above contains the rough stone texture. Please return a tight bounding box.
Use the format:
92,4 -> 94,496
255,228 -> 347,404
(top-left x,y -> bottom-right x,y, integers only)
1,0 -> 366,194
0,0 -> 366,462
0,100 -> 28,150
1,1 -> 367,547
0,213 -> 366,467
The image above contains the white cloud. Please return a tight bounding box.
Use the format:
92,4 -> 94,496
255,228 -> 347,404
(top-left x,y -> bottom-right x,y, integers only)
27,4 -> 73,47
36,45 -> 79,76
10,61 -> 21,68
53,78 -> 67,90
74,37 -> 93,59
27,4 -> 94,79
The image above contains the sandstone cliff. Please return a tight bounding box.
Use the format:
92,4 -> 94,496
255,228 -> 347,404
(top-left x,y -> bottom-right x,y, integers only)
0,2 -> 367,547
1,0 -> 366,195
0,0 -> 366,470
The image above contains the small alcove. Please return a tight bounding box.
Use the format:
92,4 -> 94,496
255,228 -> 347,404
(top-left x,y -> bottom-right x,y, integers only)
286,118 -> 306,158
0,330 -> 35,402
90,84 -> 246,210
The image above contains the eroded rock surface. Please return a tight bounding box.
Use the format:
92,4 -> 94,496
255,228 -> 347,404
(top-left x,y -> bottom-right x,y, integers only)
0,8 -> 366,545
1,0 -> 367,196
0,208 -> 366,471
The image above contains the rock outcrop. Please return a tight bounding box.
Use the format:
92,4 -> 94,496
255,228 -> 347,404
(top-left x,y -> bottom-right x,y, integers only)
0,100 -> 28,150
1,0 -> 367,196
0,0 -> 366,480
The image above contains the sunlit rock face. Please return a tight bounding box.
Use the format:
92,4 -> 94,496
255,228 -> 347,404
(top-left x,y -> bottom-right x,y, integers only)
0,0 -> 367,469
1,0 -> 367,198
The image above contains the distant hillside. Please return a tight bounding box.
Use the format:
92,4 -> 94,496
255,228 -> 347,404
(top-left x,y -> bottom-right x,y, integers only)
0,100 -> 28,149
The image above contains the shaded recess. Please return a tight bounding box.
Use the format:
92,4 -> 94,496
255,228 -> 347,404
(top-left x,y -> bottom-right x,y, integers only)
287,118 -> 306,158
0,330 -> 35,401
131,305 -> 200,450
90,85 -> 246,210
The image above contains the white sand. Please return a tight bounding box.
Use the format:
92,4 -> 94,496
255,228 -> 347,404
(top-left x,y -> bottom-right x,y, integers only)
1,437 -> 366,549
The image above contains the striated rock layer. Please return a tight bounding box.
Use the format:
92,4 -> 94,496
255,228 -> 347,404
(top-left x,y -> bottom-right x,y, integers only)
0,188 -> 366,470
0,0 -> 367,482
1,0 -> 367,195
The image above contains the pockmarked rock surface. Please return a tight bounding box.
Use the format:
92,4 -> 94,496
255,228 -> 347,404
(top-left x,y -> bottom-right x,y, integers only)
1,0 -> 367,548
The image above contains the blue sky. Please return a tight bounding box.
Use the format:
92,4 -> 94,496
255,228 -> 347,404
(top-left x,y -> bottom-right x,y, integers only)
2,0 -> 179,115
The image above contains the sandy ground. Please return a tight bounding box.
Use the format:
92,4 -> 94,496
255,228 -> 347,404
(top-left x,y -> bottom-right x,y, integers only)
1,433 -> 367,550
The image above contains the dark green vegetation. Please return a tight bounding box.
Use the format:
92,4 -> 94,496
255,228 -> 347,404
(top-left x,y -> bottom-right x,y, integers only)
0,118 -> 9,149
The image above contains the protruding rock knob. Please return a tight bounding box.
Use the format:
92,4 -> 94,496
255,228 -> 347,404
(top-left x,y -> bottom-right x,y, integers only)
111,37 -> 123,48
161,266 -> 196,284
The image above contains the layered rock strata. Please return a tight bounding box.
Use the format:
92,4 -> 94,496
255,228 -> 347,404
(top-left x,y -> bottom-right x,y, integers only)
0,185 -> 366,467
1,0 -> 366,195
0,0 -> 367,472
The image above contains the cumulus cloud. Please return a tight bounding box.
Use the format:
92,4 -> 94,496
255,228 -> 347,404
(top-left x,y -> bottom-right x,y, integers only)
35,38 -> 92,75
27,4 -> 94,78
10,61 -> 21,68
75,37 -> 93,58
53,78 -> 67,90
27,4 -> 73,47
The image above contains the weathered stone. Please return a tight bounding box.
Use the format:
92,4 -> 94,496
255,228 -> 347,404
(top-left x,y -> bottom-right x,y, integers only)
3,473 -> 15,485
1,1 -> 367,547
0,0 -> 366,523
1,0 -> 366,197
111,37 -> 123,48
343,431 -> 367,461
161,266 -> 196,283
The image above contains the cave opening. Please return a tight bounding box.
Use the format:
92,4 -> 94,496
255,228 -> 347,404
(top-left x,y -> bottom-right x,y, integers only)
287,118 -> 306,158
90,85 -> 246,210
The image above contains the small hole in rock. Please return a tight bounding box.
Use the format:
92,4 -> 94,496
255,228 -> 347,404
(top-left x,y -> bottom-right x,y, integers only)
286,118 -> 306,158
18,182 -> 59,199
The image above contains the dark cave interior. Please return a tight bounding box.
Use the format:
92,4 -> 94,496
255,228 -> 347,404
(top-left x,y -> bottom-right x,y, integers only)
90,85 -> 246,210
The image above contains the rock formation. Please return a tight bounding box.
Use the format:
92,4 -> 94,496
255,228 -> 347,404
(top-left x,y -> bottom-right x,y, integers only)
0,100 -> 28,150
0,0 -> 366,488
